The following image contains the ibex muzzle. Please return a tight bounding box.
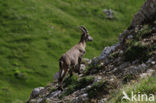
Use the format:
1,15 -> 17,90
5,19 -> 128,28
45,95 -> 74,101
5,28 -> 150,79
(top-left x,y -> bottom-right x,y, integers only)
80,26 -> 93,41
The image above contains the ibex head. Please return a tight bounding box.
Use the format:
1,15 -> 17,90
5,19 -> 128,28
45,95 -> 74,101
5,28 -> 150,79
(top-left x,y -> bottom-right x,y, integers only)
80,26 -> 93,42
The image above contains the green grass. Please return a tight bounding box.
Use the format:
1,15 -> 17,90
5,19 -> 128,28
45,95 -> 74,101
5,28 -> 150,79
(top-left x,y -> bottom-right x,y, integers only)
108,74 -> 156,103
0,0 -> 144,102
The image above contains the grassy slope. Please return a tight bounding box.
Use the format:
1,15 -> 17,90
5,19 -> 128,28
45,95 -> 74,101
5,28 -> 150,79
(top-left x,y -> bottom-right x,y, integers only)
0,0 -> 144,102
108,74 -> 156,103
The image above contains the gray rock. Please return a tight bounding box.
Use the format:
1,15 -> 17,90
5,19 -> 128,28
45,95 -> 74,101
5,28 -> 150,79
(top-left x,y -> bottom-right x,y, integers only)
94,76 -> 102,82
127,35 -> 133,39
80,64 -> 86,73
71,93 -> 88,103
134,63 -> 147,73
151,61 -> 155,65
119,62 -> 130,69
146,57 -> 155,66
91,57 -> 100,65
48,90 -> 61,98
81,93 -> 88,101
130,0 -> 156,28
37,98 -> 43,103
99,43 -> 120,60
98,98 -> 107,103
119,50 -> 123,55
132,60 -> 139,65
31,87 -> 44,98
103,9 -> 113,19
86,85 -> 91,89
140,69 -> 155,78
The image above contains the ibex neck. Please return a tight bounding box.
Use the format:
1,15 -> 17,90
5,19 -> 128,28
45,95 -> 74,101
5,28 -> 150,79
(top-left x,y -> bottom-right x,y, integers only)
79,41 -> 86,48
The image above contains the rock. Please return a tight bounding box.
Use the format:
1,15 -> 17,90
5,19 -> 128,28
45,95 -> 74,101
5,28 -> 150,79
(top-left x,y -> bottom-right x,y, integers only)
80,64 -> 86,73
75,64 -> 86,74
97,76 -> 102,80
146,57 -> 154,65
37,98 -> 42,103
141,63 -> 147,68
99,43 -> 120,60
151,61 -> 155,65
130,0 -> 156,28
100,62 -> 104,66
98,98 -> 107,103
81,93 -> 88,98
140,73 -> 148,78
134,63 -> 147,73
30,87 -> 44,98
48,90 -> 62,98
146,69 -> 155,76
73,90 -> 81,96
119,50 -> 123,55
152,33 -> 156,36
132,60 -> 139,65
127,35 -> 133,39
119,30 -> 130,43
140,69 -> 155,78
86,85 -> 91,89
119,62 -> 130,69
94,76 -> 102,82
79,74 -> 83,77
71,93 -> 88,103
91,57 -> 100,65
103,9 -> 113,19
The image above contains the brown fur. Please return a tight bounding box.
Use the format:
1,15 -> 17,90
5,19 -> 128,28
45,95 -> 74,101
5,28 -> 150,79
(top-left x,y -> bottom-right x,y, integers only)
58,26 -> 93,91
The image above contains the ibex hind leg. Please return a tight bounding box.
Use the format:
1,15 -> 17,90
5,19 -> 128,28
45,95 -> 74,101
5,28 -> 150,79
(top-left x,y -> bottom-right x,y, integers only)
58,63 -> 69,91
59,68 -> 68,91
58,60 -> 64,91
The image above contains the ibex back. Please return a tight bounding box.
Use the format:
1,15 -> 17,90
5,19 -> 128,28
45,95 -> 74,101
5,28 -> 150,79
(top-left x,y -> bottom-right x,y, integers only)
58,26 -> 93,91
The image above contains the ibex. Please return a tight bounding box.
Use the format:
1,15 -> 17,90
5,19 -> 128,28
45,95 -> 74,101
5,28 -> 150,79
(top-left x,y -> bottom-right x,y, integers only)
58,26 -> 93,91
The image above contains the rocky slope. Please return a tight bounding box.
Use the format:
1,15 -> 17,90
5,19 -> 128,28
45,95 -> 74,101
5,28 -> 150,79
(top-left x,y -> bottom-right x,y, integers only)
27,0 -> 156,102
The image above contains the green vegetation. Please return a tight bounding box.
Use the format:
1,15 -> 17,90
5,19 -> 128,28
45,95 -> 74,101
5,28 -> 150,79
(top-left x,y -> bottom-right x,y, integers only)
0,0 -> 144,102
87,81 -> 110,98
60,75 -> 94,98
110,50 -> 120,59
124,41 -> 148,62
108,74 -> 156,103
124,24 -> 155,62
85,63 -> 103,74
136,25 -> 152,40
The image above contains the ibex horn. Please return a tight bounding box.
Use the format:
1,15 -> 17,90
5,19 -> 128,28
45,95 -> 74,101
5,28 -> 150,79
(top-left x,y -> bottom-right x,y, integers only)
80,26 -> 88,33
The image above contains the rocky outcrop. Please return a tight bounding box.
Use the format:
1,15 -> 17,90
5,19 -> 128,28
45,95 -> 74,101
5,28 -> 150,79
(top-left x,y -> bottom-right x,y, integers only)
120,0 -> 156,44
27,0 -> 156,102
130,0 -> 156,29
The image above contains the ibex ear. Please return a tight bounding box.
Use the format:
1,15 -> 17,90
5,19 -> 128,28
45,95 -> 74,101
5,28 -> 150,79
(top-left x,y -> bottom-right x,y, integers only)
80,26 -> 88,34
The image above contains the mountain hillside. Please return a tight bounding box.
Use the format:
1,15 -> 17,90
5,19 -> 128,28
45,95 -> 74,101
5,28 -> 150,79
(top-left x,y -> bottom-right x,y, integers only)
27,0 -> 156,102
0,0 -> 145,102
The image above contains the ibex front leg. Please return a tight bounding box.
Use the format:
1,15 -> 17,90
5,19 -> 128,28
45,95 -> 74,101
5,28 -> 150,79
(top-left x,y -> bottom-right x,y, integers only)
69,65 -> 75,77
78,57 -> 82,74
